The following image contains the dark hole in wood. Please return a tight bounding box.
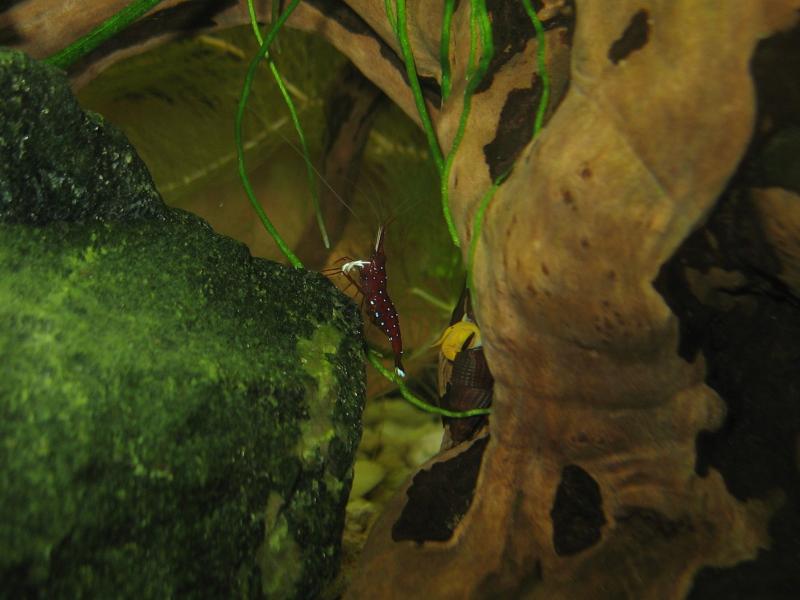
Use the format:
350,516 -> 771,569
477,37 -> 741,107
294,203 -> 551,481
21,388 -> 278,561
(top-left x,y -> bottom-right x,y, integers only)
608,10 -> 650,65
391,436 -> 489,543
550,464 -> 606,556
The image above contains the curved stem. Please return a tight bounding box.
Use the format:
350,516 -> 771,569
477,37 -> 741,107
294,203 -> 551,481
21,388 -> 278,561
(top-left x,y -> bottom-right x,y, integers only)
384,0 -> 399,36
235,0 -> 304,268
367,350 -> 491,418
247,0 -> 330,249
271,0 -> 283,53
439,0 -> 457,101
522,0 -> 550,136
467,0 -> 551,297
466,172 -> 507,292
392,0 -> 445,174
390,1 -> 462,247
440,0 -> 494,249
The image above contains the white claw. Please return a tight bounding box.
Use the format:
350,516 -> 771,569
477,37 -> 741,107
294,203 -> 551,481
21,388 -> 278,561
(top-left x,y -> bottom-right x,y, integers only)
342,260 -> 369,274
395,367 -> 406,378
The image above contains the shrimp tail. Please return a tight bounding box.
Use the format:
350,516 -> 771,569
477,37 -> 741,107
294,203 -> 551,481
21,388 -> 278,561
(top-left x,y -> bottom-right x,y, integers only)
393,347 -> 405,378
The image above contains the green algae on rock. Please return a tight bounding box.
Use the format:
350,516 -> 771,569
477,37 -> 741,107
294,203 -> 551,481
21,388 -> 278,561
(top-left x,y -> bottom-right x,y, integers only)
0,49 -> 165,224
0,48 -> 365,599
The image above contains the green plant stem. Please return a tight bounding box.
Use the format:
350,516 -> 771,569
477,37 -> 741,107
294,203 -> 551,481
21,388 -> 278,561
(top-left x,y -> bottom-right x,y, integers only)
409,287 -> 452,313
439,0 -> 457,101
367,350 -> 491,418
467,0 -> 551,295
392,0 -> 444,175
384,0 -> 399,36
466,1 -> 481,80
390,1 -> 461,247
271,0 -> 282,53
466,171 -> 507,292
235,0 -> 304,268
463,0 -> 500,291
246,0 -> 329,249
440,0 -> 494,249
522,0 -> 550,135
45,0 -> 165,69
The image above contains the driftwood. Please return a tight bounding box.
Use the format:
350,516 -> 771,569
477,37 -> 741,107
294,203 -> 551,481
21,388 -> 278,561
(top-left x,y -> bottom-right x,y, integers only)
4,1 -> 800,598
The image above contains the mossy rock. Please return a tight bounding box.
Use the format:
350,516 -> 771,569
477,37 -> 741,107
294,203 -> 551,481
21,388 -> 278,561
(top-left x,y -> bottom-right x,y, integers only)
0,49 -> 365,598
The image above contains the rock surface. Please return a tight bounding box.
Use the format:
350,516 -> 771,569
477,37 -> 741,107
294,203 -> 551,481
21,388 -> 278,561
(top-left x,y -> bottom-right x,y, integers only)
0,49 -> 163,223
0,49 -> 365,599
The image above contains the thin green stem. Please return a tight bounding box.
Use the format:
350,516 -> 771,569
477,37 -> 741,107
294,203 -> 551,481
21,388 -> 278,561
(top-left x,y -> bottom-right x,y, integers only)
522,0 -> 550,136
440,0 -> 494,249
392,0 -> 444,174
367,350 -> 491,418
409,287 -> 452,313
390,1 -> 460,247
384,0 -> 399,36
463,1 -> 499,293
45,0 -> 165,69
271,0 -> 283,53
235,0 -> 304,268
439,0 -> 457,102
246,0 -> 329,249
247,0 -> 260,41
467,1 -> 551,296
466,172 -> 507,292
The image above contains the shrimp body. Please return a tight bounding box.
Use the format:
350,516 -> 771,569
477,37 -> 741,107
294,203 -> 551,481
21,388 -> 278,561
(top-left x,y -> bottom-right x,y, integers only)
342,225 -> 404,377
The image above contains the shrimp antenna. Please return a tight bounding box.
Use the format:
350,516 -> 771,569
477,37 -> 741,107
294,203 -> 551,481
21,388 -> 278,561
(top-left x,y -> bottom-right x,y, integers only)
275,131 -> 360,220
374,223 -> 385,252
354,167 -> 387,225
279,116 -> 419,237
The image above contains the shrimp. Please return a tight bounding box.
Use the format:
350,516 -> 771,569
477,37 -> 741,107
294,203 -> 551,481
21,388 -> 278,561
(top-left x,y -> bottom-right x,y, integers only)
340,224 -> 405,377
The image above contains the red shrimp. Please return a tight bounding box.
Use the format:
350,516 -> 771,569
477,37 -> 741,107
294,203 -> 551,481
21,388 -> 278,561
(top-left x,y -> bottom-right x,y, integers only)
341,224 -> 405,377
